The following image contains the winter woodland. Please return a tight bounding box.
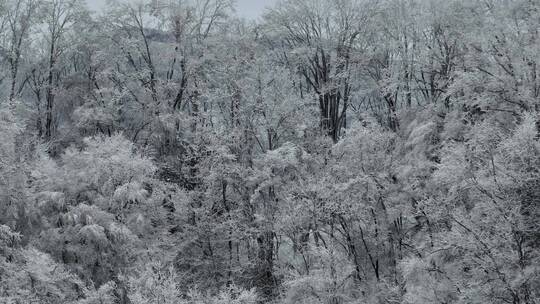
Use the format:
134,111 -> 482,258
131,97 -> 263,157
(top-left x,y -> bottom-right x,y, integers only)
0,0 -> 539,303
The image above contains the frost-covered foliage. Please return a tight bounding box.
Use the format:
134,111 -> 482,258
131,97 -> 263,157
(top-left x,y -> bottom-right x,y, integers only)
0,0 -> 539,303
0,225 -> 85,303
56,134 -> 155,200
128,263 -> 258,304
407,112 -> 540,304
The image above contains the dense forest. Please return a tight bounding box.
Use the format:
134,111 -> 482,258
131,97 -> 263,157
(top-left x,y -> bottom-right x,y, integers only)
0,0 -> 539,303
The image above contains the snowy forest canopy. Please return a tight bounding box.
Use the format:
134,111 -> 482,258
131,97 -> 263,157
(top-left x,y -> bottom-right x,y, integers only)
0,0 -> 539,303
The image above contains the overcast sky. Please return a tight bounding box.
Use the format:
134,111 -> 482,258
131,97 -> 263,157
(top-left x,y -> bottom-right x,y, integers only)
235,0 -> 276,19
86,0 -> 277,19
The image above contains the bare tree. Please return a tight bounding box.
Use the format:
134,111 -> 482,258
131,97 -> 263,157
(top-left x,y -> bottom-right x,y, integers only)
42,0 -> 85,139
265,0 -> 374,142
1,0 -> 38,104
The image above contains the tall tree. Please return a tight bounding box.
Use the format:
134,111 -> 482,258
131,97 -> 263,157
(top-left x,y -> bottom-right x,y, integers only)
264,0 -> 374,142
42,0 -> 86,139
1,0 -> 39,104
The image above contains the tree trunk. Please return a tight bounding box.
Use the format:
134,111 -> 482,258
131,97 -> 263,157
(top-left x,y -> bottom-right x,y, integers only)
45,38 -> 56,140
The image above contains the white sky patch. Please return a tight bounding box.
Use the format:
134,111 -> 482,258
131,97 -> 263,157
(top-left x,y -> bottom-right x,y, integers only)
234,0 -> 277,19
